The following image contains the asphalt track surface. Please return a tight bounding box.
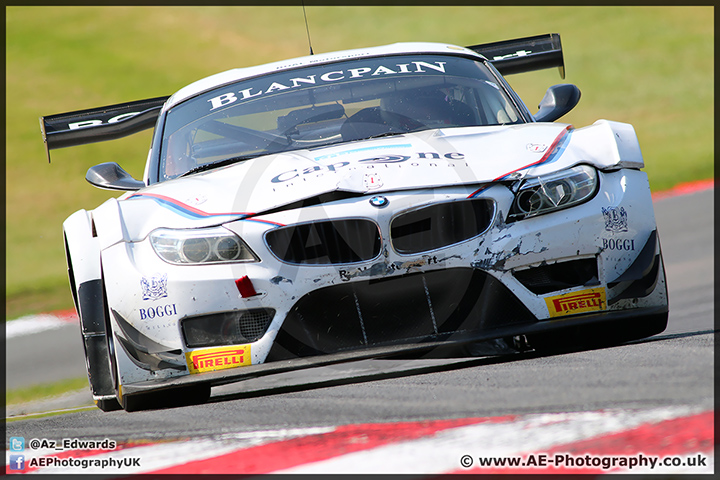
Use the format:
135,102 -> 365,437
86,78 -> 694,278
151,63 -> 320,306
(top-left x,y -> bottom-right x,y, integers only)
6,188 -> 714,446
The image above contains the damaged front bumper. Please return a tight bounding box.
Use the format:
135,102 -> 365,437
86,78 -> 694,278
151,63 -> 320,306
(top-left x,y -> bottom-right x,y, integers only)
103,167 -> 668,395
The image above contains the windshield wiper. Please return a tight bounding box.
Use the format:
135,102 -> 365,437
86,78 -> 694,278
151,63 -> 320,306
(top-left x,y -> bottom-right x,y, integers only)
179,155 -> 254,177
366,131 -> 407,140
366,127 -> 427,140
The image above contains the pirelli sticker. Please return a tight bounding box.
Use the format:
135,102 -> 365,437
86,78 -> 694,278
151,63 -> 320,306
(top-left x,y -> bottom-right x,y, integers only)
186,345 -> 251,374
545,288 -> 606,318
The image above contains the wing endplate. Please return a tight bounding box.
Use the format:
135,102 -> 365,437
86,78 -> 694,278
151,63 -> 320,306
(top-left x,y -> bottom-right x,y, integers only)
467,33 -> 565,78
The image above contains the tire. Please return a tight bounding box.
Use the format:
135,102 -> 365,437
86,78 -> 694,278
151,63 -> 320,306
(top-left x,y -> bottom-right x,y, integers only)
120,384 -> 212,412
98,276 -> 124,412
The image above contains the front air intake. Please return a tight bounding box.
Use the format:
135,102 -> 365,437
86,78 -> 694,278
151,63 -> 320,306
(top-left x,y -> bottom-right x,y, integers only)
512,258 -> 599,295
182,309 -> 275,347
390,198 -> 495,254
265,219 -> 381,265
268,268 -> 537,359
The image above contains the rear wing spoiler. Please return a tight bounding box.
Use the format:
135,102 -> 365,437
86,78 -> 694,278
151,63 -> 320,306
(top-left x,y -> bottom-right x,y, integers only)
467,33 -> 565,79
39,35 -> 563,162
39,96 -> 169,162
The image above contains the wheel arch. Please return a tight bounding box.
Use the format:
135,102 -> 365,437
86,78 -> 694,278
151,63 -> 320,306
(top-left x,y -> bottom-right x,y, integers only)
63,209 -> 121,410
63,209 -> 102,290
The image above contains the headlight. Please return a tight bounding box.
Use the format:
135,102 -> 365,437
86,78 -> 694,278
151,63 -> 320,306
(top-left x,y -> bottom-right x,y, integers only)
509,164 -> 598,220
149,227 -> 259,265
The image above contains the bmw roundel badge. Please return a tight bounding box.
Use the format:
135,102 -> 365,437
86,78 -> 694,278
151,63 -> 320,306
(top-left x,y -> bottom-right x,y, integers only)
369,195 -> 389,208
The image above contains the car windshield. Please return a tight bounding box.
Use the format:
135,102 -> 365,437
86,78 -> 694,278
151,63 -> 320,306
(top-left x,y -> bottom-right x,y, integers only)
160,54 -> 522,180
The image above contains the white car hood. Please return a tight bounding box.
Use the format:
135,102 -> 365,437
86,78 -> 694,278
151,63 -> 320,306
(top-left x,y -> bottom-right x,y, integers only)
118,120 -> 642,234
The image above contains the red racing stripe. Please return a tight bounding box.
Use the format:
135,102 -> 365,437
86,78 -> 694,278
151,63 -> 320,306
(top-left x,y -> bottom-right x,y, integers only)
652,178 -> 713,200
128,192 -> 285,227
146,416 -> 518,474
128,192 -> 253,217
448,410 -> 714,474
51,309 -> 78,323
467,124 -> 573,198
492,124 -> 573,182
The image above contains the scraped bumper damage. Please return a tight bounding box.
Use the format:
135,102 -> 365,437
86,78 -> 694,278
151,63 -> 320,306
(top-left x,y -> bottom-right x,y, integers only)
101,168 -> 667,391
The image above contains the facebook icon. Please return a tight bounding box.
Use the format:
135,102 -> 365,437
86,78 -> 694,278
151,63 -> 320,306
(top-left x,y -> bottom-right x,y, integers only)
9,455 -> 25,471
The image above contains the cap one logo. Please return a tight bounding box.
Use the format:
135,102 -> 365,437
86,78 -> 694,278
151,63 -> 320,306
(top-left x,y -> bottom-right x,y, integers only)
359,154 -> 409,164
369,195 -> 389,208
141,273 -> 168,301
602,206 -> 628,232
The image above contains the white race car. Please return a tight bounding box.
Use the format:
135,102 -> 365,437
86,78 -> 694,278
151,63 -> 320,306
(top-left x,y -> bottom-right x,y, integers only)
43,34 -> 668,411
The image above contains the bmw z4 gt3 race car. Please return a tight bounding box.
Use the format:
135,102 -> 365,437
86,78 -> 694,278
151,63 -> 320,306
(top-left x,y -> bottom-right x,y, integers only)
43,34 -> 668,411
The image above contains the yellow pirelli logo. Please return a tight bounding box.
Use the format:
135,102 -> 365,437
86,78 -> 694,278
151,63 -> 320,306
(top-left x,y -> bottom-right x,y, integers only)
186,345 -> 251,374
545,287 -> 606,317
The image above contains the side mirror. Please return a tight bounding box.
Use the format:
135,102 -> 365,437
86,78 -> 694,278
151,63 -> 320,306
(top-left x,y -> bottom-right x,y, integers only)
534,84 -> 581,122
86,162 -> 145,191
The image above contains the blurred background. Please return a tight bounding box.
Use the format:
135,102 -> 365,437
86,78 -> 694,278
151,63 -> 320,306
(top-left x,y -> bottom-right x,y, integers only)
6,6 -> 713,320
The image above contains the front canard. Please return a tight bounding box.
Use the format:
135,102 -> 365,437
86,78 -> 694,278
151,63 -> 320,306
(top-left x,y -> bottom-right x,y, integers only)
545,288 -> 606,318
186,345 -> 251,374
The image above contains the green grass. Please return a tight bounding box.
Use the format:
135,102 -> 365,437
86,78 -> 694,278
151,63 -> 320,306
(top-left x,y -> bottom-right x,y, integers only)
7,407 -> 97,422
6,6 -> 713,320
6,377 -> 90,405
